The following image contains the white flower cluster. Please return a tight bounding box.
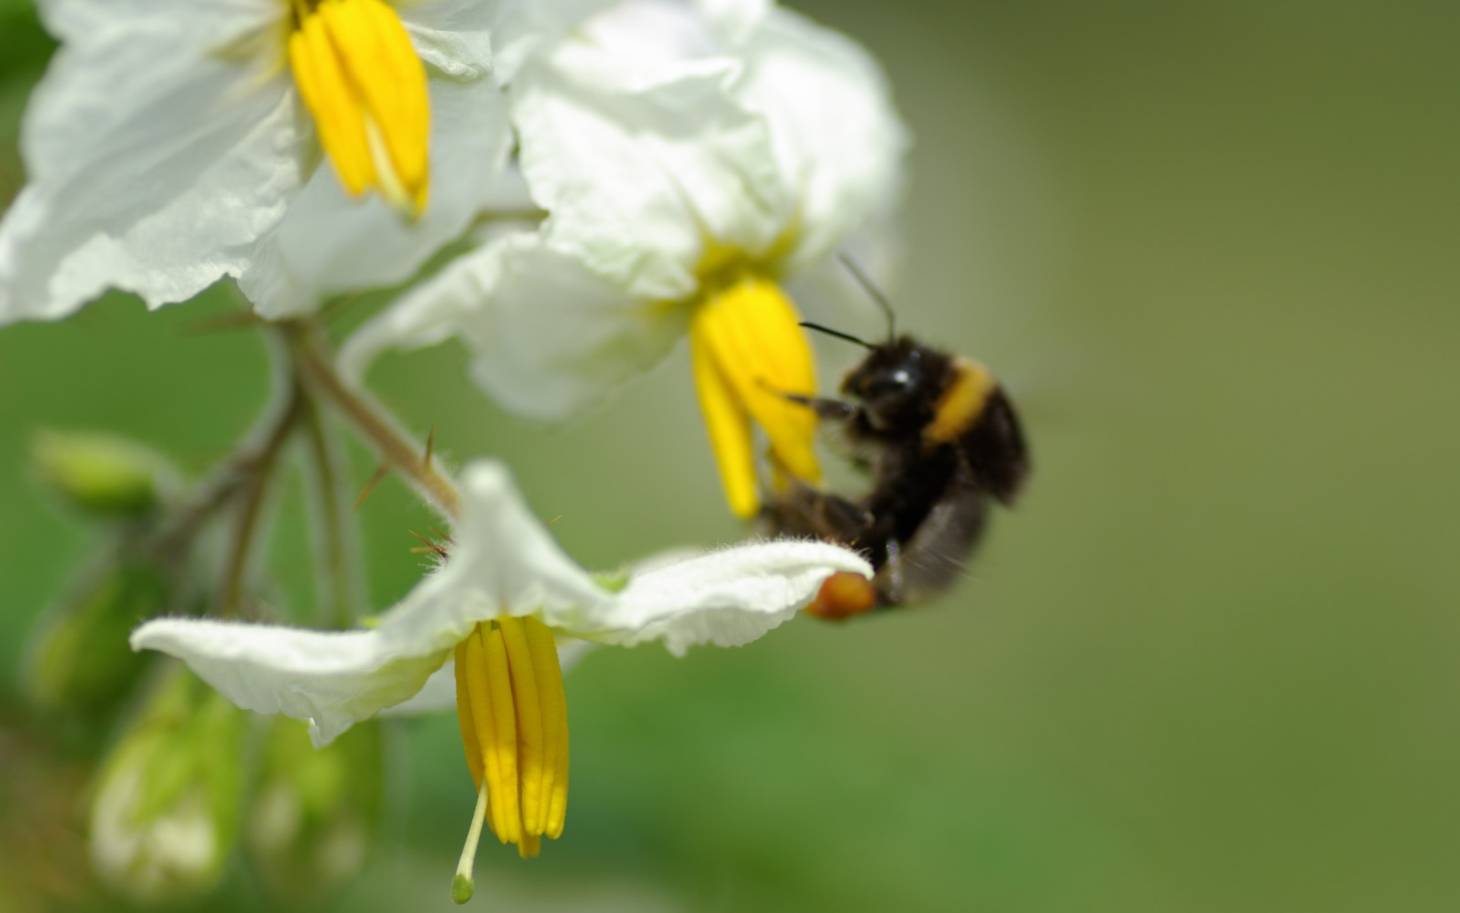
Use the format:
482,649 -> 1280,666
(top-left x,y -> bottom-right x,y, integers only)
3,0 -> 908,894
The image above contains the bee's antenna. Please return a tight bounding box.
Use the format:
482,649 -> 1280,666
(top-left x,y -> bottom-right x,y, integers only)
837,253 -> 897,340
800,321 -> 873,349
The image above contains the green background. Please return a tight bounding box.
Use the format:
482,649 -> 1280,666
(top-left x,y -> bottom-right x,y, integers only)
2,2 -> 1458,911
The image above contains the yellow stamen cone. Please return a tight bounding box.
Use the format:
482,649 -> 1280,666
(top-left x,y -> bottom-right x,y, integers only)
451,618 -> 572,873
691,275 -> 821,517
288,0 -> 430,215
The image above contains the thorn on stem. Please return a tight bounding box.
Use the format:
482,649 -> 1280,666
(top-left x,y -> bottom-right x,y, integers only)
355,463 -> 390,510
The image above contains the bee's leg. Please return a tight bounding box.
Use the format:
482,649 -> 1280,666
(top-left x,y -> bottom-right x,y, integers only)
874,539 -> 908,608
757,381 -> 859,421
763,480 -> 874,547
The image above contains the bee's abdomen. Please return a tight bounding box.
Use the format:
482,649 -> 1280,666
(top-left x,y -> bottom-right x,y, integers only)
960,385 -> 1029,504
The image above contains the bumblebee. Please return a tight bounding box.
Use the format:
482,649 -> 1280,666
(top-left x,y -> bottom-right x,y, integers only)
764,260 -> 1030,619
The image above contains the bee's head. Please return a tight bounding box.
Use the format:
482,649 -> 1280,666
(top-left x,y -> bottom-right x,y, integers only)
842,337 -> 952,433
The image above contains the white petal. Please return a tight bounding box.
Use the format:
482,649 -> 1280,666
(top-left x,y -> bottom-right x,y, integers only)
731,7 -> 908,265
131,462 -> 608,742
36,0 -> 278,54
585,540 -> 872,656
347,232 -> 687,417
130,620 -> 448,747
0,12 -> 297,322
695,0 -> 770,43
398,0 -> 495,80
512,43 -> 793,300
487,0 -> 616,83
463,235 -> 689,417
372,461 -> 616,640
575,0 -> 722,61
240,77 -> 512,318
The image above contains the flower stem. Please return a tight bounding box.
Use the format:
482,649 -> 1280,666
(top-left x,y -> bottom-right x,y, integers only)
217,369 -> 307,618
299,394 -> 363,628
285,321 -> 462,520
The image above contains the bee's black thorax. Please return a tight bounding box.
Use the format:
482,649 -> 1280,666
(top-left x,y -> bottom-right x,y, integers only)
763,329 -> 1031,610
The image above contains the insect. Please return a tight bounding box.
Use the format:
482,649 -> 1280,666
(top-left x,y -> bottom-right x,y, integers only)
763,258 -> 1030,619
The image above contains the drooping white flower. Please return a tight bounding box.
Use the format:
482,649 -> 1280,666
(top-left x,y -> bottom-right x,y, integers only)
0,0 -> 602,322
347,0 -> 908,517
131,459 -> 870,900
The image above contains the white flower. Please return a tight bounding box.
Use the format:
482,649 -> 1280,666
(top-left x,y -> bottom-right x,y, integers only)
0,0 -> 601,323
131,459 -> 869,899
347,0 -> 908,517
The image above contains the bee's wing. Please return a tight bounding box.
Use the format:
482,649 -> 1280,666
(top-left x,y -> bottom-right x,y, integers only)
889,473 -> 990,603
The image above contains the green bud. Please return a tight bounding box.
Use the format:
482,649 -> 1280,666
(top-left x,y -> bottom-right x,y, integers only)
26,559 -> 171,719
32,430 -> 177,519
89,666 -> 245,905
247,718 -> 384,901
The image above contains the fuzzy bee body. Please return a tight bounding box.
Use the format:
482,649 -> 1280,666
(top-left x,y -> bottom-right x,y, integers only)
765,337 -> 1029,617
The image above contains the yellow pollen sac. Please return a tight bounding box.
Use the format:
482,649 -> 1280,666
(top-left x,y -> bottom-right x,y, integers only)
287,0 -> 430,216
690,275 -> 821,518
452,617 -> 569,898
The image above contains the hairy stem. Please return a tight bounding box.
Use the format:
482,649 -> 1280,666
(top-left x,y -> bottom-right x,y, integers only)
286,321 -> 462,520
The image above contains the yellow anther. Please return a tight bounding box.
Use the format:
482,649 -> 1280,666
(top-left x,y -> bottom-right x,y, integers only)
286,0 -> 430,216
690,275 -> 821,517
498,618 -> 545,842
452,618 -> 571,876
526,619 -> 569,839
482,625 -> 519,845
452,640 -> 484,789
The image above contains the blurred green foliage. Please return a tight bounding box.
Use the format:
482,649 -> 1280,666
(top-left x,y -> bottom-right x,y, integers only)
1,1 -> 1458,912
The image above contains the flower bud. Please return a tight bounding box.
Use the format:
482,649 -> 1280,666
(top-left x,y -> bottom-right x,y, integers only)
247,718 -> 384,900
31,430 -> 177,519
26,560 -> 171,719
89,666 -> 244,904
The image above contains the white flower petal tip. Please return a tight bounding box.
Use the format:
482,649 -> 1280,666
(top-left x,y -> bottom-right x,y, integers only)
130,617 -> 445,747
599,539 -> 873,656
461,460 -> 513,499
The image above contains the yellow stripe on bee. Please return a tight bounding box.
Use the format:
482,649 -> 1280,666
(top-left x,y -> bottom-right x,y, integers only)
924,358 -> 996,445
